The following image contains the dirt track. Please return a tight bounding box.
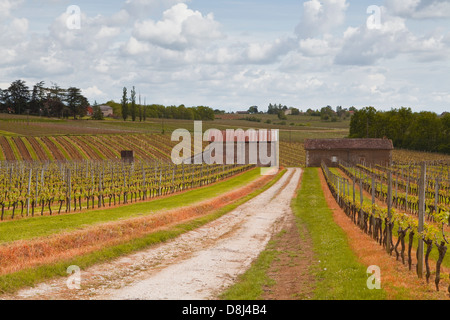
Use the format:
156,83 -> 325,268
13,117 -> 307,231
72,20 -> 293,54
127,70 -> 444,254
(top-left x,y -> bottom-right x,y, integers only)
8,168 -> 302,300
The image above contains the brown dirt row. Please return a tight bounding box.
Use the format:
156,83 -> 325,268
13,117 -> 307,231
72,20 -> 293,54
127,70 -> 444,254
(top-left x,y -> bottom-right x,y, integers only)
114,135 -> 154,160
26,137 -> 49,161
70,137 -> 102,160
40,137 -> 66,161
318,168 -> 449,300
54,137 -> 85,161
124,136 -> 159,160
106,135 -> 146,159
0,172 -> 273,278
12,137 -> 32,161
0,137 -> 15,161
89,136 -> 120,159
135,136 -> 172,158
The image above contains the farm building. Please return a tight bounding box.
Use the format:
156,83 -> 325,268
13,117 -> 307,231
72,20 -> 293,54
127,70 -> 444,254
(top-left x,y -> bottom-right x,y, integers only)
86,106 -> 94,116
193,130 -> 278,167
99,105 -> 114,117
304,138 -> 394,167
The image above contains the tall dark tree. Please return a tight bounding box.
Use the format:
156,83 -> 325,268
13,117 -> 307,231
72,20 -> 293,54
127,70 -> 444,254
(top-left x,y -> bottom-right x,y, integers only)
139,94 -> 143,122
131,86 -> 137,122
143,98 -> 147,121
0,88 -> 5,112
29,81 -> 46,115
121,87 -> 128,121
6,80 -> 30,114
66,87 -> 83,119
45,84 -> 65,117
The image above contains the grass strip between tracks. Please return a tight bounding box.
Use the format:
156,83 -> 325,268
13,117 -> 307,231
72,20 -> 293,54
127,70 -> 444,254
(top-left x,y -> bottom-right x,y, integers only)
222,168 -> 387,300
0,168 -> 286,294
295,168 -> 386,300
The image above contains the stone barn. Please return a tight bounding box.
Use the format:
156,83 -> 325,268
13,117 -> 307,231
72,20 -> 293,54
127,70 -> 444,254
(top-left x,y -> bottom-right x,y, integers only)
304,138 -> 394,167
200,130 -> 278,167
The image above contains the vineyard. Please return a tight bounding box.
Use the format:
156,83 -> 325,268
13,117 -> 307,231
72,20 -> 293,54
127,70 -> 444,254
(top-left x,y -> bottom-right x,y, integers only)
322,160 -> 450,292
0,160 -> 255,221
0,130 -> 306,223
0,133 -> 306,168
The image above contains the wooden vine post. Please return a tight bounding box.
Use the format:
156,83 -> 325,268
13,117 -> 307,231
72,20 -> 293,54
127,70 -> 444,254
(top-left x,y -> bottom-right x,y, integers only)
435,176 -> 439,217
417,161 -> 426,279
359,174 -> 364,228
26,168 -> 32,216
386,166 -> 393,254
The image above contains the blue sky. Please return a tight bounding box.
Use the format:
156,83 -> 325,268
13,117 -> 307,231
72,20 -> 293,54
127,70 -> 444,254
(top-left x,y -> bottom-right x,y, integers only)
1,0 -> 449,113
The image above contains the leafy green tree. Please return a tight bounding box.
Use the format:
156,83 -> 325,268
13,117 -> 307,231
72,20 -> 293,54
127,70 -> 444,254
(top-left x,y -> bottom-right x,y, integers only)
291,108 -> 300,115
349,106 -> 377,138
320,106 -> 335,121
92,102 -> 104,120
406,112 -> 442,152
277,111 -> 287,120
248,106 -> 258,114
439,113 -> 450,153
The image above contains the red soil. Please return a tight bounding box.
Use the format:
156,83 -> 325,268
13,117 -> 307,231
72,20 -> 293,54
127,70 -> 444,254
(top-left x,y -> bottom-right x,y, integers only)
0,137 -> 15,161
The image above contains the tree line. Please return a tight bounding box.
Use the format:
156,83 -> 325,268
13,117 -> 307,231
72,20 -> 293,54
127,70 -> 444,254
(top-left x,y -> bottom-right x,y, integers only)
0,80 -> 216,122
0,80 -> 89,119
105,87 -> 215,122
350,107 -> 450,154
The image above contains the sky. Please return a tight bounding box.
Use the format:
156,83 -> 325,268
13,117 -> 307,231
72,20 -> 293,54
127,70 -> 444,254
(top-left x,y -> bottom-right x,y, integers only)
0,0 -> 449,113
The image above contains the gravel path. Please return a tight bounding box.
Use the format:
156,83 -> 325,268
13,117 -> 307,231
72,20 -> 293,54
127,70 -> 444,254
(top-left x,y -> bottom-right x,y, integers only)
9,168 -> 301,300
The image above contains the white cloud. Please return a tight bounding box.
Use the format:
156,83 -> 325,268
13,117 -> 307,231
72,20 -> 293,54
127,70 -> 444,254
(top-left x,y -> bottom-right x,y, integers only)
299,36 -> 339,57
0,0 -> 23,19
23,56 -> 74,77
385,0 -> 450,19
132,3 -> 224,50
123,36 -> 151,55
296,0 -> 349,38
334,7 -> 450,66
83,86 -> 106,99
123,0 -> 186,18
0,0 -> 448,113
